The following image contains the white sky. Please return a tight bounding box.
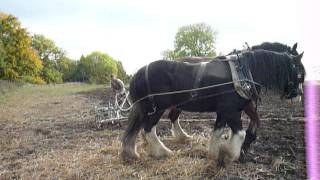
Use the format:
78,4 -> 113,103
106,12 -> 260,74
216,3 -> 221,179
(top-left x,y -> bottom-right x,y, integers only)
1,0 -> 319,80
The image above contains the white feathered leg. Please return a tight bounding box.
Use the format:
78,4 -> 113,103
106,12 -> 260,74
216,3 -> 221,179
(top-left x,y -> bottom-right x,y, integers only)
208,128 -> 224,162
145,127 -> 173,158
219,130 -> 246,167
171,119 -> 192,142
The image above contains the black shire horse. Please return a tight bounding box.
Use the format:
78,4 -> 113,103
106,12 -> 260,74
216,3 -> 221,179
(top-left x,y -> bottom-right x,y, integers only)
168,42 -> 302,153
122,50 -> 304,167
251,42 -> 299,55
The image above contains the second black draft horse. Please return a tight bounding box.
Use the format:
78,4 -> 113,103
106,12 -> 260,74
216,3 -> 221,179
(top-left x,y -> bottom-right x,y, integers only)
122,49 -> 305,167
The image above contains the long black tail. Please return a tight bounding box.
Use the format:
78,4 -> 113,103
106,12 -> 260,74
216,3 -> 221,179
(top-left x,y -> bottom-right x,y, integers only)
122,102 -> 144,143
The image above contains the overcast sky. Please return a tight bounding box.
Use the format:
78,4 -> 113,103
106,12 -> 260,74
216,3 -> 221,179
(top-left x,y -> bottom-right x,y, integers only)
1,0 -> 319,79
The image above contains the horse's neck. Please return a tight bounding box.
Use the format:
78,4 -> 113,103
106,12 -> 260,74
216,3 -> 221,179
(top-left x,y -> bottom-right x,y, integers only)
247,55 -> 286,91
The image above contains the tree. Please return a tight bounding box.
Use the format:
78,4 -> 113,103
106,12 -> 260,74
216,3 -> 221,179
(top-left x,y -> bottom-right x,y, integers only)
163,23 -> 217,59
80,52 -> 118,84
0,39 -> 6,76
32,34 -> 66,83
57,57 -> 77,82
32,34 -> 65,64
73,55 -> 89,82
116,61 -> 129,83
0,13 -> 44,83
161,49 -> 177,60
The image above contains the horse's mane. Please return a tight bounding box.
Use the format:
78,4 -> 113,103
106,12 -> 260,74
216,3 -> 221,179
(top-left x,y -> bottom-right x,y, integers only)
240,50 -> 293,91
251,42 -> 292,55
177,42 -> 294,63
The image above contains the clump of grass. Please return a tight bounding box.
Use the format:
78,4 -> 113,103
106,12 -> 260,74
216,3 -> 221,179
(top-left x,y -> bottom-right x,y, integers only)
0,80 -> 26,102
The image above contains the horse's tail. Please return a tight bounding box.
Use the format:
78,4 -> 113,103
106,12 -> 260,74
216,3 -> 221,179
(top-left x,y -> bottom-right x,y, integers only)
122,102 -> 144,144
128,66 -> 148,103
128,75 -> 138,103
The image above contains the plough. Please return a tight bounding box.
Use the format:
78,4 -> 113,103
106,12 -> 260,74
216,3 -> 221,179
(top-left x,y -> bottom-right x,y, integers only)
94,90 -> 132,129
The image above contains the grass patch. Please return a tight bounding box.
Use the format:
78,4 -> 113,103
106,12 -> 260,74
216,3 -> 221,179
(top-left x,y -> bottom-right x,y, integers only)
17,83 -> 104,95
0,80 -> 26,103
0,82 -> 103,103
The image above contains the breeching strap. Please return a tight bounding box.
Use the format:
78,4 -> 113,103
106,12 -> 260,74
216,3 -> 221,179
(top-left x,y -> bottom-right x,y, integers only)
145,64 -> 157,115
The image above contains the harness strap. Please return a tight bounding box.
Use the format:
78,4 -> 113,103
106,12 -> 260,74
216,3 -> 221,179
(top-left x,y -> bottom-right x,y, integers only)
191,62 -> 207,97
145,64 -> 157,115
238,52 -> 260,101
228,53 -> 260,100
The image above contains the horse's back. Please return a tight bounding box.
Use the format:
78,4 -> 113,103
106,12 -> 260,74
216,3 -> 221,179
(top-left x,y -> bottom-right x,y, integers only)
129,59 -> 235,111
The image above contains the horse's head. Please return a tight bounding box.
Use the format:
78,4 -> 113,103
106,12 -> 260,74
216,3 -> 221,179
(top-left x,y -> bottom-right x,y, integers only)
282,52 -> 305,100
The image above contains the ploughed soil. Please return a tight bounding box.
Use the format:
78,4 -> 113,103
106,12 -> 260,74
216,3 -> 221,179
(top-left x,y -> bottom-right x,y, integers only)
0,83 -> 309,179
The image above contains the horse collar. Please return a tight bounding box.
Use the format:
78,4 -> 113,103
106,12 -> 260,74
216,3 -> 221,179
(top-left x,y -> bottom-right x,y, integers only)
228,54 -> 260,101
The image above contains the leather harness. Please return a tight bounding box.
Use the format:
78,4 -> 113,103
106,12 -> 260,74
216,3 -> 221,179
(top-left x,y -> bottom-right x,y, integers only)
144,55 -> 260,115
145,64 -> 157,115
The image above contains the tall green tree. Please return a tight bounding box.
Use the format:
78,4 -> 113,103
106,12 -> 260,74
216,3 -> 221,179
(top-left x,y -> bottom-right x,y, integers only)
56,57 -> 77,82
0,39 -> 6,77
80,52 -> 117,84
162,23 -> 217,60
32,34 -> 65,64
161,49 -> 177,60
116,61 -> 129,83
0,13 -> 43,83
32,34 -> 66,83
73,55 -> 88,82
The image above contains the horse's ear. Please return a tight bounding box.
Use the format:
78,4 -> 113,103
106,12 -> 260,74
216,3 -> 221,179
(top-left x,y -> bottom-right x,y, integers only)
292,43 -> 298,51
295,52 -> 304,62
299,51 -> 304,59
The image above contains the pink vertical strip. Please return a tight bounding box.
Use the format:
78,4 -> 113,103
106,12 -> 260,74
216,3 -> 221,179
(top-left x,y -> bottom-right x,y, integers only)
305,81 -> 319,180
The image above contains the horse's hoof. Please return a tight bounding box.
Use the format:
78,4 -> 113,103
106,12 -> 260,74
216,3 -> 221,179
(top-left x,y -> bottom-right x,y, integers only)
238,150 -> 248,163
148,148 -> 174,158
218,149 -> 234,168
166,149 -> 174,157
174,135 -> 193,143
241,144 -> 250,154
121,150 -> 140,162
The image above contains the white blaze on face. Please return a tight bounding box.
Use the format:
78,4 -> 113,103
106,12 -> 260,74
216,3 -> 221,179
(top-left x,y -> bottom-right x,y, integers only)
285,96 -> 301,104
285,83 -> 304,104
292,95 -> 302,103
299,83 -> 304,94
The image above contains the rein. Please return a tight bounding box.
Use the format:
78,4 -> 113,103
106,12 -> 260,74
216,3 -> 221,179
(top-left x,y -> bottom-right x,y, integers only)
128,79 -> 262,115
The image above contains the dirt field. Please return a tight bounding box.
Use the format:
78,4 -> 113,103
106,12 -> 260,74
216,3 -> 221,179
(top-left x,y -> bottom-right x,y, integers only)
0,83 -> 307,179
